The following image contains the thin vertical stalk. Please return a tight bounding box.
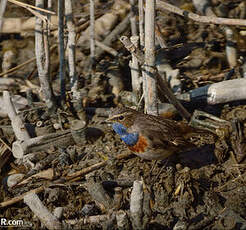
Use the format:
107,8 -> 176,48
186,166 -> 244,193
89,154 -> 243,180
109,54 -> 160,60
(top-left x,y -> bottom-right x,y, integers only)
90,0 -> 95,67
47,0 -> 52,30
225,27 -> 237,68
130,180 -> 143,229
130,0 -> 137,36
0,0 -> 7,32
65,0 -> 79,100
35,0 -> 56,112
144,0 -> 157,115
138,0 -> 144,49
155,23 -> 167,48
138,0 -> 145,110
58,0 -> 65,102
130,36 -> 141,99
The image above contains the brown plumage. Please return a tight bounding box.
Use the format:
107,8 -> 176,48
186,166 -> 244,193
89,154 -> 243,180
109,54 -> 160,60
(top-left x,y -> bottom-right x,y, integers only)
107,107 -> 212,160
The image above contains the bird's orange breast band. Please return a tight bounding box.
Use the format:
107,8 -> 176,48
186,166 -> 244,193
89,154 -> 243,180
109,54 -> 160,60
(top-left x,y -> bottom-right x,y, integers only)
128,135 -> 148,153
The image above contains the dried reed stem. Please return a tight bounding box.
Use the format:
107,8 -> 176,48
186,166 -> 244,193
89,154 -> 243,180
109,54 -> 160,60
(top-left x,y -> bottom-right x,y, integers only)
35,0 -> 56,111
90,0 -> 95,67
144,0 -> 157,115
65,0 -> 79,100
58,0 -> 66,102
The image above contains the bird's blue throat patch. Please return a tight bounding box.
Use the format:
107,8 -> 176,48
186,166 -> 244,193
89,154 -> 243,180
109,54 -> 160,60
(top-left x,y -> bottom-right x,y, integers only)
112,122 -> 139,146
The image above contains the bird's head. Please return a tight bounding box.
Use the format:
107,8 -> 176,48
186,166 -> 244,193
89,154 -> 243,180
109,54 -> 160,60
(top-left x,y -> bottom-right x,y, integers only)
106,107 -> 138,128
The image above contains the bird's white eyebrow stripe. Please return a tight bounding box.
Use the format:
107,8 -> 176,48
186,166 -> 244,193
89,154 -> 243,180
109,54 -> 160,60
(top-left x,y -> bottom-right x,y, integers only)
111,112 -> 130,119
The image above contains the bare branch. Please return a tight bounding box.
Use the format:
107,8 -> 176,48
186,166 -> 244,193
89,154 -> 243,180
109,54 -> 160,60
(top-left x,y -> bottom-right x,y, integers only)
156,0 -> 246,26
8,0 -> 55,15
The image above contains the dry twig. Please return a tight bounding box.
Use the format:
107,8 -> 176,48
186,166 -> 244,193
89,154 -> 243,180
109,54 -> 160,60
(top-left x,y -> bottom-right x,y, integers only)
65,161 -> 107,181
156,0 -> 246,26
0,186 -> 44,208
8,0 -> 55,14
3,91 -> 31,142
24,193 -> 62,230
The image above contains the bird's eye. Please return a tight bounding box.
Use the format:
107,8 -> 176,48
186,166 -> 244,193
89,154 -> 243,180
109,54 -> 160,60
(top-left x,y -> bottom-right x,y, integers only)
119,115 -> 124,120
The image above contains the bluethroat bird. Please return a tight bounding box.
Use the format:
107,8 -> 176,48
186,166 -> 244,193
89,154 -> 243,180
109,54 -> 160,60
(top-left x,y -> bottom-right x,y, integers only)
106,107 -> 210,160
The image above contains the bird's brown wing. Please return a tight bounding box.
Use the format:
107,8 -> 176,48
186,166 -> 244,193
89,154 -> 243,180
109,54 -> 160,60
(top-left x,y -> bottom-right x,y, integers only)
128,114 -> 193,149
